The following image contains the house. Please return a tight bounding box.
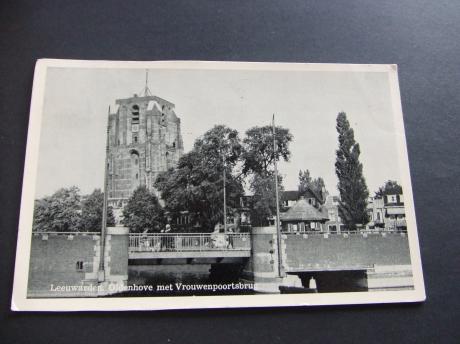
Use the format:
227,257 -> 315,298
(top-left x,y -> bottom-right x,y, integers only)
324,195 -> 346,233
366,194 -> 406,231
281,190 -> 300,210
366,197 -> 385,230
280,197 -> 330,232
383,194 -> 406,231
281,188 -> 326,211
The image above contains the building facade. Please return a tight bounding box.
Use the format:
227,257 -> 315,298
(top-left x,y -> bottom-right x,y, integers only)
279,189 -> 329,232
324,195 -> 345,233
107,94 -> 184,223
383,194 -> 406,230
366,196 -> 385,229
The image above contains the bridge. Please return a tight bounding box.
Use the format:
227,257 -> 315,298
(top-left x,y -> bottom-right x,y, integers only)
128,232 -> 251,260
27,227 -> 413,297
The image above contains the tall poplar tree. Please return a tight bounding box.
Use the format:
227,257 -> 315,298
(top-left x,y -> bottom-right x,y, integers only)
335,112 -> 369,230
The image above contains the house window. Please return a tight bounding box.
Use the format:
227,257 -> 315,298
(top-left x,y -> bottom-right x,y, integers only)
387,195 -> 398,203
76,261 -> 84,271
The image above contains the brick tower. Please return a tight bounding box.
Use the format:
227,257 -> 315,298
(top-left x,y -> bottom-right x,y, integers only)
106,89 -> 184,223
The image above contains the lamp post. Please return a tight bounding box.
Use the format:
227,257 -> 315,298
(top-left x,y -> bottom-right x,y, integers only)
222,153 -> 227,234
99,106 -> 110,282
272,114 -> 285,278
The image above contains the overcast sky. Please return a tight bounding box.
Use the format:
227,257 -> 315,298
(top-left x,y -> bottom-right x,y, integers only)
35,66 -> 403,198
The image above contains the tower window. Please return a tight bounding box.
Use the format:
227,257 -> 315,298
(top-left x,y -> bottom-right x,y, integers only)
135,173 -> 139,180
134,136 -> 138,143
172,142 -> 176,148
76,261 -> 84,271
131,105 -> 140,124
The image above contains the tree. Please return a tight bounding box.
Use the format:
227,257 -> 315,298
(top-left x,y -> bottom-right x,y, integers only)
155,125 -> 245,231
242,125 -> 293,175
80,189 -> 115,232
242,125 -> 293,226
298,170 -> 312,193
32,186 -> 82,232
250,172 -> 284,226
375,180 -> 403,198
298,169 -> 326,201
335,112 -> 369,230
122,186 -> 164,233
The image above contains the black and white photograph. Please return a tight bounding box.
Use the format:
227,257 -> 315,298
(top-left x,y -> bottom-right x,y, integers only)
11,60 -> 425,311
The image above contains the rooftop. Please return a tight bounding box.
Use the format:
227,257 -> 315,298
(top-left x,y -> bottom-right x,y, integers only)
280,198 -> 329,222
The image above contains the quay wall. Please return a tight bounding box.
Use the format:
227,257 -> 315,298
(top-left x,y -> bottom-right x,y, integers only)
283,232 -> 412,271
27,232 -> 100,298
27,228 -> 129,298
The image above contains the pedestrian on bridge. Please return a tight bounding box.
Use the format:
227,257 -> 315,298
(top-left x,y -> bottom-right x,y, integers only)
227,226 -> 234,249
160,223 -> 171,251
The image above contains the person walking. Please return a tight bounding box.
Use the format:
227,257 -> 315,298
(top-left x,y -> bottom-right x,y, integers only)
227,226 -> 234,249
160,223 -> 171,251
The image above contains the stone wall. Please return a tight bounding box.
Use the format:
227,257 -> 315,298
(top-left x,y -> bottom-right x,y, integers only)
27,233 -> 101,298
27,227 -> 129,298
283,232 -> 412,271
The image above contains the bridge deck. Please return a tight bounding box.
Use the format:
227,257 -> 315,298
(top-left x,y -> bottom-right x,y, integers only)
129,250 -> 251,259
128,233 -> 251,260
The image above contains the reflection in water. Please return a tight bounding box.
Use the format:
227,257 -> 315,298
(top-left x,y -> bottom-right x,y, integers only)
119,265 -> 255,297
113,266 -> 368,297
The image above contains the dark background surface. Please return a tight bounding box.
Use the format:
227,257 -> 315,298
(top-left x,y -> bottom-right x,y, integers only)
1,0 -> 459,343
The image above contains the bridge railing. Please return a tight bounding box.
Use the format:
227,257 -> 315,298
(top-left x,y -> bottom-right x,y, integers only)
129,233 -> 251,252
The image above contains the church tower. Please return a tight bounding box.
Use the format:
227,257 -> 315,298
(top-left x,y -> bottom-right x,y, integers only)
106,85 -> 184,223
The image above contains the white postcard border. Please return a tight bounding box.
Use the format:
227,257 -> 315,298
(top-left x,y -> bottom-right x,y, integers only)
12,59 -> 426,311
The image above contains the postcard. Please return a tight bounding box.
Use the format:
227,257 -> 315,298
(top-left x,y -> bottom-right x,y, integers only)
12,59 -> 425,311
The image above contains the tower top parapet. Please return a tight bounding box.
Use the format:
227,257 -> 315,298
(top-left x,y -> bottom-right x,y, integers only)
115,95 -> 175,108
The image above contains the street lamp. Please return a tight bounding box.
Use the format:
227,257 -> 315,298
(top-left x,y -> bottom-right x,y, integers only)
272,114 -> 285,278
222,153 -> 227,234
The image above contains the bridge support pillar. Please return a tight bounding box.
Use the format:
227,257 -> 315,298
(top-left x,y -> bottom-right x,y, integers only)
98,227 -> 129,296
242,227 -> 301,293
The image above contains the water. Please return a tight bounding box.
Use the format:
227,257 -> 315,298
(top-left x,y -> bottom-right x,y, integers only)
117,264 -> 256,297
113,266 -> 368,297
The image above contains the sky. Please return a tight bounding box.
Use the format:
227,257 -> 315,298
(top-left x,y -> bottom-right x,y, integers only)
34,65 -> 404,198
